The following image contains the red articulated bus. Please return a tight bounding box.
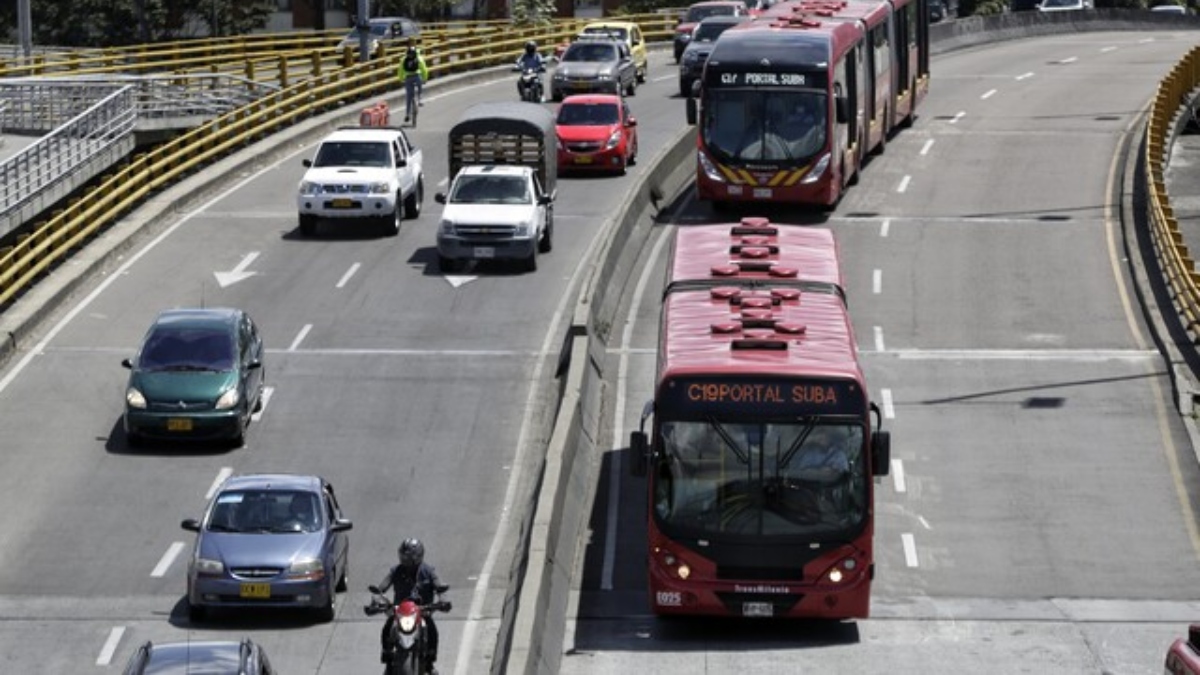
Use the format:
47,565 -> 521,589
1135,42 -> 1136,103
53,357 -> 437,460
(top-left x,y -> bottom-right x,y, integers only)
1167,625 -> 1200,675
630,217 -> 891,619
685,0 -> 930,209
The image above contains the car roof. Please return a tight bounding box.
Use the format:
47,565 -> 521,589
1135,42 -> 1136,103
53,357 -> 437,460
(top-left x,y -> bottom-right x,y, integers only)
219,474 -> 323,493
136,640 -> 254,675
697,14 -> 752,24
152,308 -> 241,331
321,126 -> 405,143
459,165 -> 534,177
560,94 -> 623,105
690,1 -> 746,7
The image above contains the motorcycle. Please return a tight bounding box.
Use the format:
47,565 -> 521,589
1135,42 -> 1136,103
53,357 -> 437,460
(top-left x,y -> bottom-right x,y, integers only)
514,63 -> 545,103
366,584 -> 451,675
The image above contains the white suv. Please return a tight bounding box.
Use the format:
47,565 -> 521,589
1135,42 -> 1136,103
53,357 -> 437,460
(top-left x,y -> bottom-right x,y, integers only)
297,126 -> 424,237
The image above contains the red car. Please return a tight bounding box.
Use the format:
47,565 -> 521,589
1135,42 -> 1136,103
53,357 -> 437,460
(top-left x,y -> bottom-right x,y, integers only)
556,94 -> 639,175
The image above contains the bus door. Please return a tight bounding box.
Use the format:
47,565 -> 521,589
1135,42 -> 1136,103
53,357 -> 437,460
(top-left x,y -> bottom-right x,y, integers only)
835,50 -> 861,182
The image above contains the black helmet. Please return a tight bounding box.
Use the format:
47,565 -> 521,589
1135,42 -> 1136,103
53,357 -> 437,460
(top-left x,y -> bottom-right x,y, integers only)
525,40 -> 537,55
399,538 -> 425,567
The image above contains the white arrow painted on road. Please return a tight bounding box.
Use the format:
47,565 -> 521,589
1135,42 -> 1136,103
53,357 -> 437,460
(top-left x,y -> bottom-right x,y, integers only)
214,251 -> 260,288
444,275 -> 478,288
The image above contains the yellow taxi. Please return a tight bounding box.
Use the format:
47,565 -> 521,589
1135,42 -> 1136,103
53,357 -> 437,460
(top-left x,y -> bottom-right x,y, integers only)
555,21 -> 649,83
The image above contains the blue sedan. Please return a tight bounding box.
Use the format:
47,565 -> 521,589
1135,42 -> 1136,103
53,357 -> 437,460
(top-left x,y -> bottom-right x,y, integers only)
181,474 -> 352,623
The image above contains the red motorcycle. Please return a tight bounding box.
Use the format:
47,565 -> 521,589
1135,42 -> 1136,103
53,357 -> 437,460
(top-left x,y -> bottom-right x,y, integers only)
365,585 -> 451,675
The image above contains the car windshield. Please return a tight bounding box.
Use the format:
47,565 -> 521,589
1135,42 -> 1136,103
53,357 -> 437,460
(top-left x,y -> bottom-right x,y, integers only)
138,327 -> 235,372
557,102 -> 620,126
686,5 -> 735,22
654,419 -> 867,537
450,175 -> 531,204
564,43 -> 617,62
312,141 -> 391,168
693,21 -> 736,42
208,490 -> 323,534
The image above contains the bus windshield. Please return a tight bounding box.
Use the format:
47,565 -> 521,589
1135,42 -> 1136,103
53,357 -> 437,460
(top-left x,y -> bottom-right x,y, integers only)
654,418 -> 866,537
702,89 -> 827,162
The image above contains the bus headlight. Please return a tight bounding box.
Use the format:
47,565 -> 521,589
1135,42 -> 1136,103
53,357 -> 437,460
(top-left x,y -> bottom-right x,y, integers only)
698,152 -> 726,183
800,153 -> 831,184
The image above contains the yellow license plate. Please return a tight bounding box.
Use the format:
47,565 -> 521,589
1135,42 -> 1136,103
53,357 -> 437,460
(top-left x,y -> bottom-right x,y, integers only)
331,198 -> 354,208
575,156 -> 593,164
166,418 -> 193,431
240,583 -> 271,599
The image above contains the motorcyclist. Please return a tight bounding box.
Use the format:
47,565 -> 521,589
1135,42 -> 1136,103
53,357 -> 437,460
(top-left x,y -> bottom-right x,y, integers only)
515,40 -> 546,102
377,538 -> 446,673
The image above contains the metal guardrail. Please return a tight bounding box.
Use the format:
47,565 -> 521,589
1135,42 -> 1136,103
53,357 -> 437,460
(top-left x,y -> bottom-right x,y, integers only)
1145,46 -> 1200,336
0,85 -> 136,233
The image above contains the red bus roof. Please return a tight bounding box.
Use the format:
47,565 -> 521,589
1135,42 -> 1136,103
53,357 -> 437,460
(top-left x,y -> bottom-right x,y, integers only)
666,217 -> 845,301
762,0 -> 892,28
659,220 -> 861,385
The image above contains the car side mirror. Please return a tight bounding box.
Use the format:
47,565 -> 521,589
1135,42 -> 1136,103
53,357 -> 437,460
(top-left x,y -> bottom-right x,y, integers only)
331,518 -> 353,532
630,431 -> 648,477
121,358 -> 133,369
246,360 -> 262,370
181,518 -> 201,532
538,194 -> 553,205
303,159 -> 313,168
627,116 -> 637,127
435,192 -> 447,204
395,157 -> 407,168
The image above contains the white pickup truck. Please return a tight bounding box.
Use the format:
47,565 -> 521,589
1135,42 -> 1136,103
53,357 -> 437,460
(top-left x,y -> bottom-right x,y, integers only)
435,165 -> 554,272
433,102 -> 558,273
296,126 -> 424,237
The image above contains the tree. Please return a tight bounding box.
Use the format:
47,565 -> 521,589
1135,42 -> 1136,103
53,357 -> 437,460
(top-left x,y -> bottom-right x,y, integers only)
0,0 -> 274,46
511,0 -> 556,25
377,0 -> 462,21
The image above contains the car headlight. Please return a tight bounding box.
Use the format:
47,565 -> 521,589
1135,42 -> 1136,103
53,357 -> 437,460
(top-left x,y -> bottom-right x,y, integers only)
438,219 -> 456,236
800,153 -> 831,184
553,73 -> 566,81
677,32 -> 692,42
606,129 -> 622,149
194,557 -> 224,576
368,182 -> 391,194
287,558 -> 326,581
299,181 -> 320,194
698,152 -> 726,183
597,73 -> 612,81
683,51 -> 699,64
515,221 -> 533,237
399,613 -> 418,632
215,388 -> 239,411
126,387 -> 146,409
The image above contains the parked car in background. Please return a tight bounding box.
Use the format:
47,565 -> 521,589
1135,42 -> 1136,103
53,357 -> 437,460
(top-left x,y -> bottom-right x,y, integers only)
551,37 -> 638,101
674,1 -> 750,62
1150,2 -> 1188,12
123,638 -> 276,675
556,94 -> 639,175
121,308 -> 264,448
181,474 -> 352,623
678,14 -> 751,97
929,0 -> 948,21
554,21 -> 649,83
337,16 -> 420,58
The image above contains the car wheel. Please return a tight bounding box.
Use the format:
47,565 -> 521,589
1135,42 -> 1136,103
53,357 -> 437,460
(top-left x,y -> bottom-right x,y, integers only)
382,200 -> 401,237
188,601 -> 206,623
618,155 -> 627,176
335,564 -> 348,593
314,585 -> 336,623
626,77 -> 637,97
628,140 -> 638,166
404,177 -> 423,219
299,214 -> 317,237
230,425 -> 246,449
637,62 -> 647,83
523,247 -> 538,273
679,79 -> 691,98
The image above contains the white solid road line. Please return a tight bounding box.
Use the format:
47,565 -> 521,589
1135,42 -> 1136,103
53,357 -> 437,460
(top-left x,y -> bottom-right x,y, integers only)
151,541 -> 186,578
96,626 -> 126,666
206,467 -> 234,500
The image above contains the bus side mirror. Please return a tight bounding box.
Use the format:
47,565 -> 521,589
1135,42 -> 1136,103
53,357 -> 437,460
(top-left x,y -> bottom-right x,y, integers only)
685,96 -> 697,126
630,431 -> 648,477
871,430 -> 891,476
835,96 -> 849,124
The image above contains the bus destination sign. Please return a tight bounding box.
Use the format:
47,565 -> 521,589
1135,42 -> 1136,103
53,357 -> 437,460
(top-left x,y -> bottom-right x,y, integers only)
708,70 -> 827,89
658,375 -> 864,416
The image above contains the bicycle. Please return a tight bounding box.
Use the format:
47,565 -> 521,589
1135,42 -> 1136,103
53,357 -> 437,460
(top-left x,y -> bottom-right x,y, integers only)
404,74 -> 422,127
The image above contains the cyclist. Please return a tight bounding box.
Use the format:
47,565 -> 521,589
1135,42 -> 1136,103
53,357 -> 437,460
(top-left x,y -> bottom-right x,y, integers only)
398,41 -> 429,125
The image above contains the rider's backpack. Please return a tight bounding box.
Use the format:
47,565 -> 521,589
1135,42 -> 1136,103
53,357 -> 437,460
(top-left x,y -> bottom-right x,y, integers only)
403,51 -> 419,74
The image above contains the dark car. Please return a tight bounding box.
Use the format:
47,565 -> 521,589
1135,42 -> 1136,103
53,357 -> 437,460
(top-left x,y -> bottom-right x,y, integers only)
929,0 -> 947,21
181,474 -> 352,623
556,94 -> 639,174
551,37 -> 638,102
123,638 -> 276,675
337,16 -> 420,58
121,308 -> 265,448
678,15 -> 751,97
674,1 -> 749,62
